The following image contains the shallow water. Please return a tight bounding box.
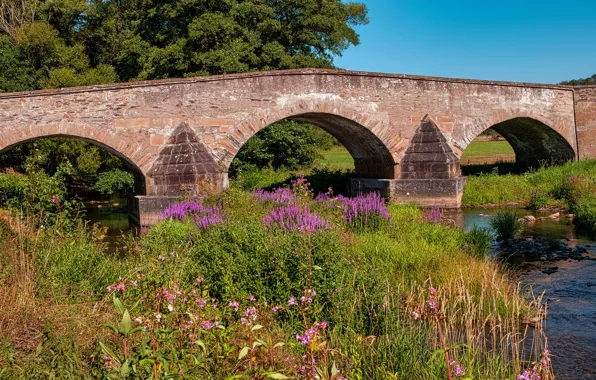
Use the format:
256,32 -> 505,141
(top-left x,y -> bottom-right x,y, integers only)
448,208 -> 596,379
83,195 -> 136,250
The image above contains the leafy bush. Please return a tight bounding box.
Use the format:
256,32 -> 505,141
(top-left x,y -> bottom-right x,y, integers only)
528,189 -> 550,210
94,169 -> 135,195
490,211 -> 525,241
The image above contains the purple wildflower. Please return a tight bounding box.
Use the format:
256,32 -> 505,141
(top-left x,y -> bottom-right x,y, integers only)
337,192 -> 390,230
252,187 -> 296,205
422,206 -> 445,222
159,200 -> 225,229
228,301 -> 239,312
295,321 -> 328,345
288,296 -> 298,306
263,204 -> 329,234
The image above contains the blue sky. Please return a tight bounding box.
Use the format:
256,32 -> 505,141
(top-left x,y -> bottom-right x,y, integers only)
334,1 -> 596,84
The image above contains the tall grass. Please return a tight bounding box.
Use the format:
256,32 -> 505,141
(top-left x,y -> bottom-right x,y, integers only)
0,188 -> 551,378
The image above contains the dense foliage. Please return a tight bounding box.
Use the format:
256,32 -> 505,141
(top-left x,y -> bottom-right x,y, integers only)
230,121 -> 341,175
0,0 -> 368,91
0,138 -> 135,195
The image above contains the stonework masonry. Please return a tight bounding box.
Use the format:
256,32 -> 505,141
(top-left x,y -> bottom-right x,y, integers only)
0,69 -> 591,224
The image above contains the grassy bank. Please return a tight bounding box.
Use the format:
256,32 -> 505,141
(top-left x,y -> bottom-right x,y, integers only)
0,181 -> 550,379
463,160 -> 596,233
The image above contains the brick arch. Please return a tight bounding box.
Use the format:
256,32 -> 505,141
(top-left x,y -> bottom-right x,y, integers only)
221,103 -> 399,179
461,116 -> 576,169
0,123 -> 159,195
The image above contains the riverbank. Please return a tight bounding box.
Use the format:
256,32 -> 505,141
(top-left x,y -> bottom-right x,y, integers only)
463,160 -> 596,235
0,182 -> 550,379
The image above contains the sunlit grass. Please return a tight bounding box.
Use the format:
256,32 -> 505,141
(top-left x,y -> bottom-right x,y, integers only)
316,146 -> 354,170
461,140 -> 515,165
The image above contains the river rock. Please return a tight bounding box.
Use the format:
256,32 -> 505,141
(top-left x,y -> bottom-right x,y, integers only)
548,212 -> 560,219
520,215 -> 537,223
542,267 -> 558,275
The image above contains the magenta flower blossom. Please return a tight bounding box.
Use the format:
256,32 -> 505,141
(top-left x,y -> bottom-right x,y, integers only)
253,187 -> 296,205
228,301 -> 239,312
300,289 -> 317,305
263,204 -> 329,234
428,300 -> 436,310
422,206 -> 445,222
106,276 -> 138,293
412,311 -> 420,320
288,296 -> 298,306
295,321 -> 328,345
159,200 -> 225,229
450,361 -> 466,377
336,192 -> 390,230
244,306 -> 258,321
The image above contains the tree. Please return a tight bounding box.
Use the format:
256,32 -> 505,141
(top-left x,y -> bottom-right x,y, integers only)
84,0 -> 368,81
230,121 -> 340,175
561,74 -> 596,85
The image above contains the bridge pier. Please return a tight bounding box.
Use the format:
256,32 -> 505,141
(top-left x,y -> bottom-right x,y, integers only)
350,177 -> 466,208
351,117 -> 466,208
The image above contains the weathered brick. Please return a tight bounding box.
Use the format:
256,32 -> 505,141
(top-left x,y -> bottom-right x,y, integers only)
150,135 -> 165,146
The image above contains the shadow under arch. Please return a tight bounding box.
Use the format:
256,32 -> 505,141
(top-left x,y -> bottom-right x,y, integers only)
472,117 -> 575,171
0,134 -> 147,195
234,112 -> 398,179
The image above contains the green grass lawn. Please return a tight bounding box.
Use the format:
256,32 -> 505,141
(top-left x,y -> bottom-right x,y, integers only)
315,146 -> 354,170
461,140 -> 515,165
316,141 -> 515,169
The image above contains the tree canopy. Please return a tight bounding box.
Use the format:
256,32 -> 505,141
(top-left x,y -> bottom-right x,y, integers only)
0,0 -> 368,91
560,74 -> 596,85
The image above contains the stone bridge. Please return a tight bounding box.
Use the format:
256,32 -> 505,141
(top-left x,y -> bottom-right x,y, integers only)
1,69 -> 596,224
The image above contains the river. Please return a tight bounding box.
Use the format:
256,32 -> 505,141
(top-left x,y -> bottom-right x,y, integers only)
449,208 -> 596,379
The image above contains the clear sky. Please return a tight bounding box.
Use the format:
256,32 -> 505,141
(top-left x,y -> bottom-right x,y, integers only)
334,1 -> 596,84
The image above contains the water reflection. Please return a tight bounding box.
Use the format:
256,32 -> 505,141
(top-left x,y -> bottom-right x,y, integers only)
83,194 -> 136,250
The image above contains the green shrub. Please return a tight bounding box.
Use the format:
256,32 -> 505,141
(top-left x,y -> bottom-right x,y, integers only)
94,168 -> 135,195
528,189 -> 550,210
490,211 -> 525,241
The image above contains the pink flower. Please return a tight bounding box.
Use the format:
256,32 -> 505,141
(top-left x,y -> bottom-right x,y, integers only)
228,301 -> 239,312
428,300 -> 436,310
288,296 -> 298,306
412,311 -> 420,320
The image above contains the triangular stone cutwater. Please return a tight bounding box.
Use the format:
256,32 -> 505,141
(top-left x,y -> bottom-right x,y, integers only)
400,115 -> 461,179
147,123 -> 221,196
